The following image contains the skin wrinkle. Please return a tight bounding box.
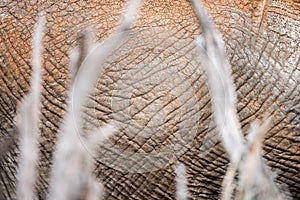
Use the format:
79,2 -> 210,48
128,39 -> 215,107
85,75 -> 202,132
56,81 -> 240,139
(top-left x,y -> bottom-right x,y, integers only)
0,0 -> 299,199
1,50 -> 31,97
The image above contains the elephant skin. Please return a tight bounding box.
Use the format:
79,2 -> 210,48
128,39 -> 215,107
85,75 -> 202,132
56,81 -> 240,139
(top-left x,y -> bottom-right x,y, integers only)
0,0 -> 299,199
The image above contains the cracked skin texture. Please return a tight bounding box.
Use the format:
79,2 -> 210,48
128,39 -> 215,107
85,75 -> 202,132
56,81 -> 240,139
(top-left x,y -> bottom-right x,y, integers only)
0,0 -> 299,199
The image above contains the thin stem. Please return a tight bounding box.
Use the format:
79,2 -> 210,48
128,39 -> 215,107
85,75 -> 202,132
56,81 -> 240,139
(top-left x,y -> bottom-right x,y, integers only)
16,15 -> 45,200
175,163 -> 188,200
190,0 -> 244,165
47,1 -> 142,199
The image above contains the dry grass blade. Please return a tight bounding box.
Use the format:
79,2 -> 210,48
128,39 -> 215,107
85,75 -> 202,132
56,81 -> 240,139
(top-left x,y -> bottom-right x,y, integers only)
48,1 -> 142,199
237,118 -> 284,200
175,163 -> 188,200
47,31 -> 103,199
189,1 -> 285,199
221,163 -> 236,200
190,0 -> 244,165
16,15 -> 45,200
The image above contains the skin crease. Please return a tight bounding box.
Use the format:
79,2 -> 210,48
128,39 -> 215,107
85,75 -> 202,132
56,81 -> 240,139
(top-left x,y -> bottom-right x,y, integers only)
0,0 -> 299,199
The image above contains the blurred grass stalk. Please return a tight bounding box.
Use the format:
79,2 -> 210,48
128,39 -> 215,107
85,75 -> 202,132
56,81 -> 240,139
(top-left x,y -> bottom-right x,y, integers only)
48,0 -> 142,199
190,0 -> 285,199
175,163 -> 188,200
16,15 -> 45,200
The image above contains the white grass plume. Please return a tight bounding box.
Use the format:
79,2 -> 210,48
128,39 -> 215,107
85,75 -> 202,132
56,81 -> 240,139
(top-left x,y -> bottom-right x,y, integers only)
221,163 -> 236,200
47,1 -> 142,199
16,15 -> 45,200
190,0 -> 285,199
175,163 -> 188,200
190,0 -> 244,165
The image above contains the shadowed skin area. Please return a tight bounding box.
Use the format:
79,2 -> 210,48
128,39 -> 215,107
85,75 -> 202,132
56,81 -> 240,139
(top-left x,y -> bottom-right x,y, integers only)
0,0 -> 299,199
